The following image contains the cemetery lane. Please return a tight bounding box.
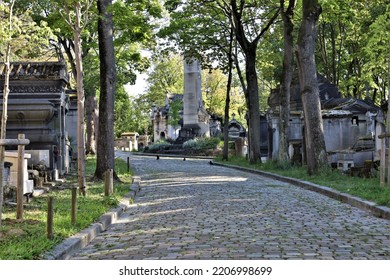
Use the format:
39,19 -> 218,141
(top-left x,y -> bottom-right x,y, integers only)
71,153 -> 390,260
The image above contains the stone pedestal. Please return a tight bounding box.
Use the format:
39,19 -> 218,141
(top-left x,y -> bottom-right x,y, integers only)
5,151 -> 34,194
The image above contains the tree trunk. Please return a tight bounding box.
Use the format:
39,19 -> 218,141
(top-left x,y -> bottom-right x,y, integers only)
230,1 -> 279,164
0,0 -> 15,227
222,28 -> 234,161
386,40 -> 390,186
74,2 -> 86,195
295,0 -> 327,175
59,37 -> 77,80
245,46 -> 262,163
95,0 -> 118,180
278,0 -> 296,163
86,93 -> 98,155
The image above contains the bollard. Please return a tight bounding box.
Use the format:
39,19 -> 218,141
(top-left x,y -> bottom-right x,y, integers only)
47,197 -> 54,239
104,169 -> 114,196
127,157 -> 130,172
71,187 -> 77,225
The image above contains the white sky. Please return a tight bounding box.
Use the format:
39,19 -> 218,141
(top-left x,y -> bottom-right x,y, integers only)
124,72 -> 148,97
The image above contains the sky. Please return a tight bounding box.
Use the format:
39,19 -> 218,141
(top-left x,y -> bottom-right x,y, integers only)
124,50 -> 151,97
124,72 -> 148,98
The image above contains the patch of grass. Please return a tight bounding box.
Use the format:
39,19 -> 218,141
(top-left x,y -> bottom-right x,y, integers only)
0,156 -> 133,260
216,155 -> 390,207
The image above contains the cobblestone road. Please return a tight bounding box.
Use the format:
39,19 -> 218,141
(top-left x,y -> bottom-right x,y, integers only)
71,153 -> 390,260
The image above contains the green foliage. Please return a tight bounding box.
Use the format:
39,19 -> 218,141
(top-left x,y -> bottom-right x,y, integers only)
146,140 -> 173,152
114,86 -> 134,137
115,93 -> 152,136
182,139 -> 197,149
183,137 -> 221,150
168,98 -> 182,128
203,69 -> 248,119
317,0 -> 390,103
0,2 -> 57,61
144,53 -> 184,107
0,156 -> 133,260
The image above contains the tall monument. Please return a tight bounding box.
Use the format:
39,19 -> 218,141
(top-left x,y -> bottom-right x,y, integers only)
180,58 -> 210,140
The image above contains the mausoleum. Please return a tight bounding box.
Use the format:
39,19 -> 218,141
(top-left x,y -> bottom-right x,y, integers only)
0,61 -> 72,181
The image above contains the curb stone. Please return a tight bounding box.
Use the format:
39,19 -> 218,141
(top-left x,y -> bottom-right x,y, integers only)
133,152 -> 215,160
212,161 -> 390,220
43,176 -> 141,260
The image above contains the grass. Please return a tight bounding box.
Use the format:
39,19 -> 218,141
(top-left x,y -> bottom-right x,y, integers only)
215,155 -> 390,208
0,156 -> 134,260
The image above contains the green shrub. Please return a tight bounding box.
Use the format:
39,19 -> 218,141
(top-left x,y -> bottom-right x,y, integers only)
147,140 -> 173,152
183,137 -> 220,150
183,139 -> 198,149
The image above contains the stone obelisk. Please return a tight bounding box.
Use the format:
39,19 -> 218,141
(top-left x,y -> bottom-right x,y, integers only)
180,58 -> 209,139
183,58 -> 202,126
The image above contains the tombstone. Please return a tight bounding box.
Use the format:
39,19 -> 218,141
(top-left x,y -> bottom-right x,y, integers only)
235,137 -> 245,157
228,117 -> 245,140
5,151 -> 34,194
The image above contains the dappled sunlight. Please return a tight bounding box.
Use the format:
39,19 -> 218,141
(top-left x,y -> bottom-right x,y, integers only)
143,207 -> 193,218
178,176 -> 248,183
115,207 -> 194,225
145,174 -> 248,188
137,196 -> 194,207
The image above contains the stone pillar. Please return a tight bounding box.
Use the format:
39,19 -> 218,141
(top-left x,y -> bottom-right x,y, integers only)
60,105 -> 66,175
183,58 -> 202,126
235,138 -> 245,157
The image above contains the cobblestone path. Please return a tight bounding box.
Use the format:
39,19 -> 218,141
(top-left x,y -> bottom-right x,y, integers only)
71,153 -> 390,260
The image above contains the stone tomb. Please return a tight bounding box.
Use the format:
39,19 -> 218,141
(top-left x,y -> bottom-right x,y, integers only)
4,151 -> 34,195
115,132 -> 139,151
0,62 -> 71,180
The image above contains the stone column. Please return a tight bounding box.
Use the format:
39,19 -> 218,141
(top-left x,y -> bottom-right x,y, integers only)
183,58 -> 202,127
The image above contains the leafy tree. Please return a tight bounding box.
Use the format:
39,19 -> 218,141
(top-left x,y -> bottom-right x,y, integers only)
131,94 -> 153,135
203,69 -> 230,118
1,1 -> 57,61
228,0 -> 280,164
114,87 -> 132,137
167,98 -> 182,139
144,53 -> 184,107
53,0 -> 95,195
317,0 -> 389,103
106,0 -> 162,141
362,2 -> 390,103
